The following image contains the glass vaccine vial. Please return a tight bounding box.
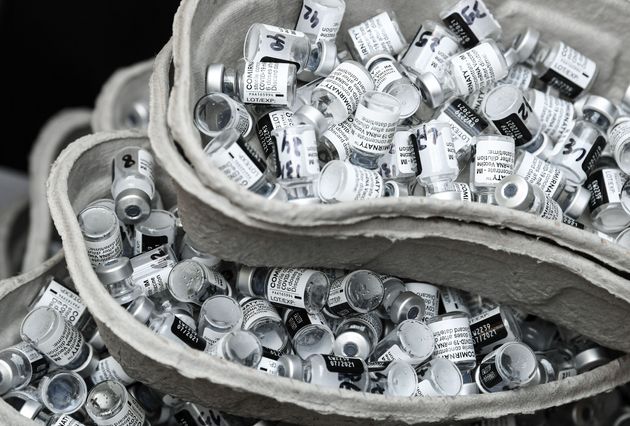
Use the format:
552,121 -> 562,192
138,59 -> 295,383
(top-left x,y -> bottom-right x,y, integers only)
148,311 -> 206,351
475,342 -> 538,393
585,163 -> 630,233
333,313 -> 383,359
318,160 -> 388,203
325,270 -> 384,318
239,297 -> 289,351
404,282 -> 441,321
346,10 -> 407,63
133,209 -> 177,255
279,353 -> 370,392
377,129 -> 418,183
130,245 -> 178,297
38,371 -> 87,415
526,88 -> 576,144
470,135 -> 515,204
469,306 -> 522,355
399,21 -> 460,80
372,320 -> 435,365
167,260 -> 229,306
440,0 -> 502,49
0,342 -> 49,395
95,257 -> 141,305
111,146 -> 155,225
365,54 -> 421,119
255,108 -> 296,158
89,355 -> 135,387
368,359 -> 418,397
608,118 -> 630,175
376,277 -> 426,324
208,330 -> 263,368
295,0 -> 346,43
198,295 -> 243,348
414,357 -> 463,397
77,205 -> 123,268
86,380 -> 149,426
495,175 -> 564,221
318,114 -> 354,163
284,309 -> 335,358
426,312 -> 476,371
237,266 -> 330,314
466,64 -> 536,114
178,234 -> 222,270
206,60 -> 297,106
411,120 -> 459,191
194,93 -> 253,139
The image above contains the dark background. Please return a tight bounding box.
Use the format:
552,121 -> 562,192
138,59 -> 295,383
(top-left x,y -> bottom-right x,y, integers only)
0,0 -> 180,172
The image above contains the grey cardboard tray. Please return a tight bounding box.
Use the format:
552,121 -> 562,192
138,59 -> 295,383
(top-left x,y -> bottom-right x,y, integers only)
0,196 -> 28,280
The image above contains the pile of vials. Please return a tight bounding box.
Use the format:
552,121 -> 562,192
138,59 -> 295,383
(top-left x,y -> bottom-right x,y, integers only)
193,0 -> 630,245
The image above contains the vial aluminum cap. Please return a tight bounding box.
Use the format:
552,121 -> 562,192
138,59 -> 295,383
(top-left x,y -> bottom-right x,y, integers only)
503,48 -> 519,69
88,331 -> 106,353
71,344 -> 99,378
115,188 -> 152,225
495,175 -> 534,211
96,257 -> 133,286
278,354 -> 303,379
314,40 -> 338,76
236,266 -> 256,296
364,53 -> 396,71
206,63 -> 226,94
575,347 -> 610,373
563,185 -> 591,219
583,95 -> 619,125
127,296 -> 156,324
476,192 -> 497,205
0,360 -> 16,394
294,105 -> 329,137
389,292 -> 425,324
417,72 -> 444,109
334,330 -> 371,359
459,382 -> 480,395
512,27 -> 540,62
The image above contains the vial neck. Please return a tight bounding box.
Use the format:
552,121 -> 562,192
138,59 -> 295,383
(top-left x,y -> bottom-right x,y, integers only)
305,44 -> 321,73
583,111 -> 610,131
223,68 -> 237,97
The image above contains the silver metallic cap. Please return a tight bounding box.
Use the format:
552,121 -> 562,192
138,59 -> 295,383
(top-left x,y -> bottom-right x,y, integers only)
390,292 -> 426,323
71,344 -> 99,377
561,185 -> 591,219
115,188 -> 152,224
96,257 -> 133,285
0,360 -> 15,394
512,28 -> 540,62
127,296 -> 156,324
314,40 -> 338,76
236,266 -> 256,296
417,72 -> 444,109
503,48 -> 519,69
206,63 -> 226,94
294,105 -> 329,137
476,192 -> 497,205
333,330 -> 371,359
583,95 -> 619,125
459,382 -> 480,395
575,347 -> 610,373
277,354 -> 303,379
495,175 -> 534,211
88,330 -> 106,353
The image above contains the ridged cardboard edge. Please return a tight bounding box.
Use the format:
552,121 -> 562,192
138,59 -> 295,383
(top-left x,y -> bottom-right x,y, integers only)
0,197 -> 28,279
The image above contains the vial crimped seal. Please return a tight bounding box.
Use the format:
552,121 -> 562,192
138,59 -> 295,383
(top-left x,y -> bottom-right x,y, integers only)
86,380 -> 149,426
495,175 -> 564,221
475,342 -> 538,393
77,204 -> 123,268
208,330 -> 263,368
194,93 -> 253,139
371,319 -> 435,365
38,371 -> 87,414
167,260 -> 229,306
376,276 -> 426,324
95,257 -> 141,305
111,146 -> 155,225
0,342 -> 49,395
198,295 -> 243,348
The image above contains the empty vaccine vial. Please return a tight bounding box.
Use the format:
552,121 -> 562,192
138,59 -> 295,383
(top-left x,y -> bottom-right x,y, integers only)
346,10 -> 407,63
495,175 -> 564,221
270,124 -> 321,201
194,93 -> 253,139
167,260 -> 229,306
376,277 -> 425,324
239,297 -> 289,351
440,0 -> 502,49
257,347 -> 284,375
333,313 -> 383,359
512,27 -> 597,99
86,380 -> 148,426
295,0 -> 346,42
38,371 -> 87,415
414,357 -> 463,397
318,160 -> 386,203
0,342 -> 49,395
243,24 -> 337,77
372,320 -> 434,365
317,115 -> 353,162
404,282 -> 441,321
111,146 -> 155,225
208,330 -> 263,368
133,209 -> 176,255
469,306 -> 522,355
178,234 -> 222,270
441,287 -> 472,315
526,88 -> 576,144
426,312 -> 476,371
283,354 -> 370,392
29,279 -> 89,329
95,257 -> 141,305
470,135 -> 515,204
585,165 -> 630,233
377,129 -> 418,183
77,205 -> 123,268
284,309 -> 335,358
368,359 -> 418,396
475,342 -> 538,393
365,54 -> 420,119
149,311 -> 206,351
130,245 -> 178,296
325,270 -> 384,318
608,118 -> 630,174
348,91 -> 401,169
255,108 -> 296,157
399,21 -> 460,80
237,266 -> 330,314
198,295 -> 243,348
535,347 -> 577,383
427,181 -> 474,201
417,40 -> 509,108
206,60 -> 297,106
466,64 -> 536,114
295,61 -> 374,136
411,121 -> 459,190
519,317 -> 560,352
89,356 -> 135,387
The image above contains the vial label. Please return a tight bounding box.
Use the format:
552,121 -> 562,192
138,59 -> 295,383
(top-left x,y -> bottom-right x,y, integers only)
242,62 -> 291,105
134,231 -> 169,255
369,60 -> 404,92
442,0 -> 500,49
90,356 -> 135,386
586,168 -> 626,210
401,24 -> 459,78
536,194 -> 563,221
440,287 -> 471,315
351,103 -> 399,155
85,230 -> 123,267
490,97 -> 535,147
33,280 -> 86,327
563,215 -> 585,229
339,165 -> 384,201
12,342 -> 49,383
515,152 -> 563,197
428,317 -> 476,365
378,130 -> 418,179
131,246 -> 176,296
413,379 -> 439,397
558,368 -> 577,380
377,344 -> 410,362
478,359 -> 504,389
233,103 -> 253,136
257,347 -> 283,375
346,314 -> 383,342
274,130 -> 320,181
405,283 -> 440,321
319,62 -> 374,115
347,12 -> 406,61
556,135 -> 606,177
296,0 -> 343,42
439,98 -> 488,155
285,309 -> 326,338
540,42 -> 597,99
413,123 -> 458,178
256,110 -> 295,157
326,278 -> 355,317
35,320 -> 84,366
170,316 -> 206,351
322,115 -> 353,161
266,268 -> 313,309
241,298 -> 282,329
134,270 -> 170,296
201,327 -> 228,348
609,121 -> 630,153
501,65 -> 533,89
450,42 -> 507,95
98,392 -> 146,426
530,90 -> 575,143
137,149 -> 155,182
51,415 -> 85,426
473,138 -> 514,186
255,25 -> 305,70
469,308 -> 508,353
209,138 -> 266,189
323,354 -> 364,374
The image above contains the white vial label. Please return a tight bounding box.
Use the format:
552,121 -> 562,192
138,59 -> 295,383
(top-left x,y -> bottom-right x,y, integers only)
324,164 -> 384,202
348,12 -> 406,61
515,152 -> 563,197
266,268 -> 312,309
33,280 -> 86,326
587,168 -> 626,209
442,0 -> 501,48
274,129 -> 320,180
440,287 -> 471,315
241,298 -> 282,330
537,195 -> 563,221
90,356 -> 135,386
322,115 -> 354,161
257,347 -> 282,375
351,103 -> 399,155
369,60 -> 404,92
414,123 -> 458,180
540,42 -> 597,99
609,121 -> 630,153
98,393 -> 146,426
51,415 -> 85,426
378,130 -> 417,179
402,25 -> 459,78
242,62 -> 291,105
500,64 -> 533,90
201,327 -> 228,348
428,317 -> 476,365
253,25 -> 305,70
209,139 -> 266,189
553,135 -> 606,183
256,110 -> 295,157
377,344 -> 411,362
137,149 -> 155,182
35,320 -> 84,366
296,0 -> 343,42
405,283 -> 439,321
413,379 -> 439,397
85,230 -> 123,268
131,250 -> 175,296
326,278 -> 353,317
473,138 -> 514,186
530,90 -> 575,143
450,42 -> 507,95
319,62 -> 374,116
